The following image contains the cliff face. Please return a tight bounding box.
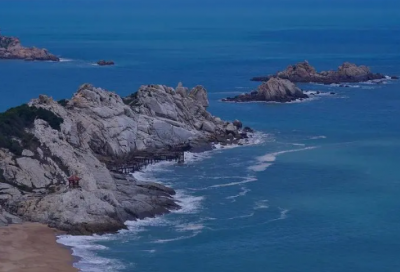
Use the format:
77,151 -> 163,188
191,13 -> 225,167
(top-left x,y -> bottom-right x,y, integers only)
251,61 -> 388,84
0,35 -> 59,61
0,83 -> 248,234
223,78 -> 308,103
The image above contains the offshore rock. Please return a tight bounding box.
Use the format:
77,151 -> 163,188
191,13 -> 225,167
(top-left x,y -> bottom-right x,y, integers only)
0,33 -> 59,61
97,60 -> 115,66
251,61 -> 390,84
0,83 -> 250,234
223,78 -> 308,103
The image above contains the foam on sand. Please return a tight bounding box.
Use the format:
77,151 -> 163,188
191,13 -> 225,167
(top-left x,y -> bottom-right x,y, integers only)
57,234 -> 124,272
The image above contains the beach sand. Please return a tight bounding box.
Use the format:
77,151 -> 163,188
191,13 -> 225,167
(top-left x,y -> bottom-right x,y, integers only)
0,223 -> 78,272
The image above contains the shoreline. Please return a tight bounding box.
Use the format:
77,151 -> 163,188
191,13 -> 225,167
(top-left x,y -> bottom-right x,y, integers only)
57,136 -> 266,271
0,223 -> 78,272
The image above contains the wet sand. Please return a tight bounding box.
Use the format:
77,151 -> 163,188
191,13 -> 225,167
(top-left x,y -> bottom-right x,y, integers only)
0,223 -> 78,272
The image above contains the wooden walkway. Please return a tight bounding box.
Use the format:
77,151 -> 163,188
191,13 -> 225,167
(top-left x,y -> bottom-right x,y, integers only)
106,151 -> 185,174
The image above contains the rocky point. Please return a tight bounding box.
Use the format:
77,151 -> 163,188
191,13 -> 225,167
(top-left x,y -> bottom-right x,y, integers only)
0,33 -> 59,61
0,83 -> 252,234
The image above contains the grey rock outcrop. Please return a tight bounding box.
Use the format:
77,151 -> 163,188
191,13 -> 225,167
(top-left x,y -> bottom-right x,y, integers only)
0,33 -> 59,61
251,61 -> 390,84
0,83 -> 250,234
223,78 -> 308,103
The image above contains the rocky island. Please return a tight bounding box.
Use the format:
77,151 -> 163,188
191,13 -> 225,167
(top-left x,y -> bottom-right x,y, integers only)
0,83 -> 251,234
223,77 -> 309,103
251,61 -> 396,84
97,60 -> 115,66
0,33 -> 59,61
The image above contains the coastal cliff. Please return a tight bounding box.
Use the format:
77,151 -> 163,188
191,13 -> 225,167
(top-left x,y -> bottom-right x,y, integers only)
0,83 -> 249,234
0,34 -> 59,61
251,61 -> 393,84
223,78 -> 309,103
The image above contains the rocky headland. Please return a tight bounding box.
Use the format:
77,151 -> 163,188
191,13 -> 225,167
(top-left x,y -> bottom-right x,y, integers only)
223,77 -> 309,103
251,61 -> 396,84
0,33 -> 59,61
0,83 -> 251,234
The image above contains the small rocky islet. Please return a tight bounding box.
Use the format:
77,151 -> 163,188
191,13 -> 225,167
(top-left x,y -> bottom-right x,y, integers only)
223,61 -> 398,103
96,60 -> 115,66
0,83 -> 253,234
251,61 -> 398,84
0,33 -> 59,61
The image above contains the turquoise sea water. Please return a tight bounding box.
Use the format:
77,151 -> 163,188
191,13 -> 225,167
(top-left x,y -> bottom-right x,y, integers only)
2,1 -> 400,271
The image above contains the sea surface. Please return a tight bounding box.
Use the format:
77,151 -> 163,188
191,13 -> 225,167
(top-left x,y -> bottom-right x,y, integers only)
1,0 -> 400,271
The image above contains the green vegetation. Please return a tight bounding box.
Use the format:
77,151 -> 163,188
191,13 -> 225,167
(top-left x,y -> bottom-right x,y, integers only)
57,99 -> 68,107
0,37 -> 15,49
0,104 -> 63,155
123,92 -> 139,106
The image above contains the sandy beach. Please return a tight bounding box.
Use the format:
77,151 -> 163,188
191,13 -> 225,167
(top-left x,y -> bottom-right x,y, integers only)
0,223 -> 78,272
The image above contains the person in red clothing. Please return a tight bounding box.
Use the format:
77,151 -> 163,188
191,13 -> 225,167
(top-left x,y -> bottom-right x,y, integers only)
67,175 -> 81,188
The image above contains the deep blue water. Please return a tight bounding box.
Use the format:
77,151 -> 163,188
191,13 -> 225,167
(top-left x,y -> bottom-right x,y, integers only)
2,1 -> 400,271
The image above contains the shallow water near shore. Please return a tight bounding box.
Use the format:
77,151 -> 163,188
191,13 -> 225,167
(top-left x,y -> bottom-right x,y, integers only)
2,0 -> 400,271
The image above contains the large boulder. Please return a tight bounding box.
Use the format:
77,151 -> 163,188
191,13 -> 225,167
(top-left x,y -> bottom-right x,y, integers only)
223,78 -> 308,103
189,86 -> 209,108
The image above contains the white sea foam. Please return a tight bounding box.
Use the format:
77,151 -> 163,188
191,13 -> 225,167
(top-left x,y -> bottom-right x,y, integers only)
175,223 -> 205,232
57,234 -> 124,272
59,58 -> 74,62
309,135 -> 326,140
247,163 -> 273,172
291,143 -> 306,147
248,146 -> 317,172
254,200 -> 269,210
183,151 -> 212,164
209,176 -> 257,188
124,216 -> 171,233
173,190 -> 204,214
226,186 -> 251,202
142,249 -> 156,253
228,212 -> 255,220
151,231 -> 201,244
269,208 -> 289,222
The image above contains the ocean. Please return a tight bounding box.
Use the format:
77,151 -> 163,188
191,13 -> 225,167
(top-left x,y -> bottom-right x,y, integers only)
1,0 -> 400,271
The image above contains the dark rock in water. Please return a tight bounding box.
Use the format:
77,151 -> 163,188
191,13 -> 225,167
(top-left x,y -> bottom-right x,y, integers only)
97,60 -> 115,66
223,78 -> 308,103
316,91 -> 320,94
243,126 -> 254,133
330,92 -> 336,95
391,76 -> 399,80
233,119 -> 243,129
0,33 -> 59,61
251,61 -> 389,84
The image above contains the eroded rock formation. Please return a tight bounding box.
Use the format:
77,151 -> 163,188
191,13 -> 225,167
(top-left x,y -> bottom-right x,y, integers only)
251,61 -> 392,84
0,83 -> 251,234
0,34 -> 59,61
223,78 -> 308,103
